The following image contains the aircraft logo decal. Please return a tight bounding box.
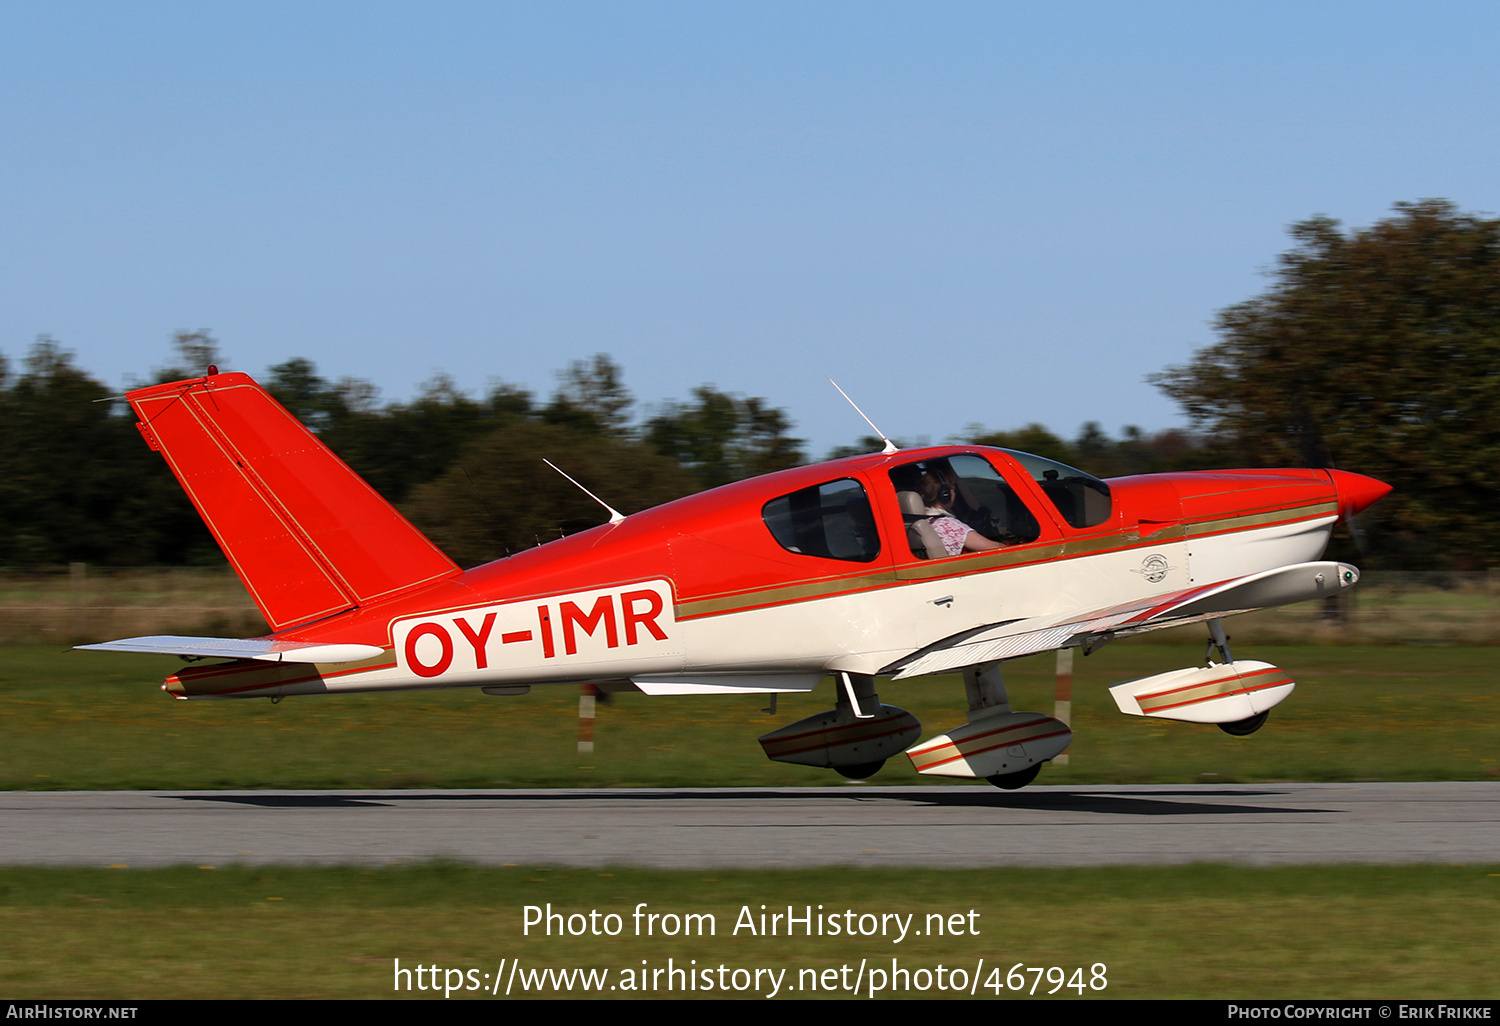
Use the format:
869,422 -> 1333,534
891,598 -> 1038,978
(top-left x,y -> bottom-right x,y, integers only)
1130,553 -> 1176,584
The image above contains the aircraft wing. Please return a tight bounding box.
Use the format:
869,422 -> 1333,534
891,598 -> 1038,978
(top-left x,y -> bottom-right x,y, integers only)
75,635 -> 385,664
884,560 -> 1357,679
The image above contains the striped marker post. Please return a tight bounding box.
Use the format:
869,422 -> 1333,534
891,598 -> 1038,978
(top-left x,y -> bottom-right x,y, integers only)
1054,648 -> 1073,766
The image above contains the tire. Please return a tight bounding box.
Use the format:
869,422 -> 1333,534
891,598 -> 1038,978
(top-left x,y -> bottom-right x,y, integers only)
1218,711 -> 1269,736
986,763 -> 1042,790
834,760 -> 885,780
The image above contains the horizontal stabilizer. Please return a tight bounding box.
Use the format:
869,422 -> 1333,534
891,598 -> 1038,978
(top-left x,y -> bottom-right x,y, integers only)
76,635 -> 385,664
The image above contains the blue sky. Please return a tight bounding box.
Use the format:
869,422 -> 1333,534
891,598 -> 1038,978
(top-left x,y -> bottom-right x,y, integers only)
3,1 -> 1497,456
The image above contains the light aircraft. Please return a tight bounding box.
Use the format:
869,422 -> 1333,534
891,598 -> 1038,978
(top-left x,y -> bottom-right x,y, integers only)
81,370 -> 1391,788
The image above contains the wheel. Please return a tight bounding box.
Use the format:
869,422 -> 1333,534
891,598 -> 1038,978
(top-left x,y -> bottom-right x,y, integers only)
1219,711 -> 1269,736
986,763 -> 1042,790
834,760 -> 885,780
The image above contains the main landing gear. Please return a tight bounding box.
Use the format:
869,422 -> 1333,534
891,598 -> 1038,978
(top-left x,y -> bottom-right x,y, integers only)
903,663 -> 1072,791
1207,620 -> 1270,736
756,672 -> 922,782
759,665 -> 1074,790
1107,618 -> 1296,736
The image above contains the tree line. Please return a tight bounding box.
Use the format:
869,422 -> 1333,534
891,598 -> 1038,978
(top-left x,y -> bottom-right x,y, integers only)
4,200 -> 1494,569
0,337 -> 1191,568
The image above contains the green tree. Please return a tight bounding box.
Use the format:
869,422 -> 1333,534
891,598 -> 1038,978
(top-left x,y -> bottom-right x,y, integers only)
266,356 -> 340,429
0,337 -> 216,564
966,423 -> 1077,466
1153,199 -> 1500,567
645,386 -> 805,488
402,421 -> 698,567
961,422 -> 1211,479
319,372 -> 503,505
541,354 -> 633,436
151,329 -> 224,383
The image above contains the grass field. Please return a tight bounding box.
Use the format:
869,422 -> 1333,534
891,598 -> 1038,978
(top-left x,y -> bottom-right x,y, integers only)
0,567 -> 266,646
2,864 -> 1497,999
2,640 -> 1495,789
3,637 -> 1497,1000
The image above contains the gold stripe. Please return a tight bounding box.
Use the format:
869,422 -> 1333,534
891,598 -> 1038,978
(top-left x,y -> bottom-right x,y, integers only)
679,571 -> 899,617
1139,670 -> 1293,713
763,718 -> 917,757
908,717 -> 1056,757
677,502 -> 1335,620
1139,679 -> 1239,712
910,726 -> 1071,770
169,650 -> 398,695
892,540 -> 1069,582
1183,502 -> 1338,537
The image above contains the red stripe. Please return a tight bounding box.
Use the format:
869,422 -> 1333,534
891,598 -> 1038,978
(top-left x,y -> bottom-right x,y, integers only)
763,721 -> 917,757
1140,672 -> 1293,713
911,728 -> 1073,771
907,716 -> 1055,757
178,661 -> 398,696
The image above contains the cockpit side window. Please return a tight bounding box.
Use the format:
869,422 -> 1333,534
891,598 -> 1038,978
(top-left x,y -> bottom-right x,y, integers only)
1000,449 -> 1113,529
888,454 -> 1041,559
762,478 -> 881,562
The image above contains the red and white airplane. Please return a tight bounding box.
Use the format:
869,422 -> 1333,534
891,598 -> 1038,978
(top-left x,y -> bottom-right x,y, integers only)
82,370 -> 1391,788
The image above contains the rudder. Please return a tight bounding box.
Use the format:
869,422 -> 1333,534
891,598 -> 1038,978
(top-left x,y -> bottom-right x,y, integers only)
129,371 -> 459,632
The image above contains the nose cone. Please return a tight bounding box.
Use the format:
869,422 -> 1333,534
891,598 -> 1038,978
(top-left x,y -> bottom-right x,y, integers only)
1324,469 -> 1392,520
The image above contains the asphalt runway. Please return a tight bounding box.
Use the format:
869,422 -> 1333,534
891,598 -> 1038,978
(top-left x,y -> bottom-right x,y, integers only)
2,783 -> 1496,868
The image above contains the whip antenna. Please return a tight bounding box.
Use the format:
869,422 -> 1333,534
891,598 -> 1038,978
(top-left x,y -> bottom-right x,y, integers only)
827,377 -> 898,454
543,459 -> 626,524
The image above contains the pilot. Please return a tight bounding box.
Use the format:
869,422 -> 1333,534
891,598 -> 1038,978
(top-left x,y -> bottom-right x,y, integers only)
920,472 -> 1003,556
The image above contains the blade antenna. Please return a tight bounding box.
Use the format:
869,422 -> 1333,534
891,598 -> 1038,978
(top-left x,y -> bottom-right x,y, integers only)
543,459 -> 626,524
827,377 -> 898,454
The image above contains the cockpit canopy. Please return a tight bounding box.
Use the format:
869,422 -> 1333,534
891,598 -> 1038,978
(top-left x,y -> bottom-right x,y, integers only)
760,448 -> 1113,564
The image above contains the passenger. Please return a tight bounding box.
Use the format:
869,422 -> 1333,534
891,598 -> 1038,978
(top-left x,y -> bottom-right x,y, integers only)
920,473 -> 1003,555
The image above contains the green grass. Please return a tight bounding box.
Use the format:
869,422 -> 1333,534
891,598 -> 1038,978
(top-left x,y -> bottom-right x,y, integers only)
1,864 -> 1496,999
4,643 -> 1497,1001
3,642 -> 1498,789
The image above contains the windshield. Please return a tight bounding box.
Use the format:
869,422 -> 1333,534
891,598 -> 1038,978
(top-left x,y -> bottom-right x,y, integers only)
998,449 -> 1112,529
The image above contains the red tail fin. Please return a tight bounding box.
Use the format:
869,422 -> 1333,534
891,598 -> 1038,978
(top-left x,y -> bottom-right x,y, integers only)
129,372 -> 460,632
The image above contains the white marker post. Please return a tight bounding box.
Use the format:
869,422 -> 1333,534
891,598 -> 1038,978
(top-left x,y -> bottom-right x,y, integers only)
1054,648 -> 1073,766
